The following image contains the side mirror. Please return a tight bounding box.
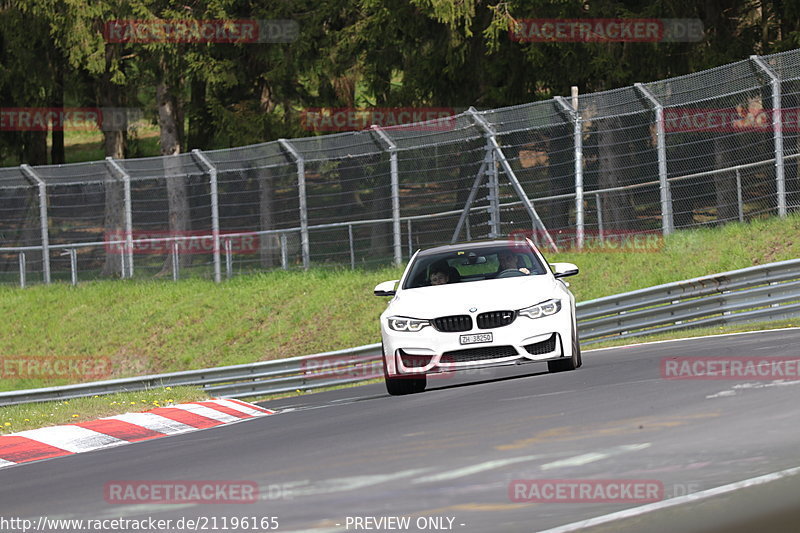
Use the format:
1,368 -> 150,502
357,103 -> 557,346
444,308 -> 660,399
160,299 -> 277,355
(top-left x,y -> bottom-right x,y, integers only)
551,262 -> 579,278
374,280 -> 399,296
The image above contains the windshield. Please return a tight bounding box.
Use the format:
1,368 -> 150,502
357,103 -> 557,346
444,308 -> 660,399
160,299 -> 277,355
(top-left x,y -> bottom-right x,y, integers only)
402,244 -> 546,289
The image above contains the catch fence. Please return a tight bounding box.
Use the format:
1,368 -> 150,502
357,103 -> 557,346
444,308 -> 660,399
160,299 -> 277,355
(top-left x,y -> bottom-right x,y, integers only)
3,50 -> 800,284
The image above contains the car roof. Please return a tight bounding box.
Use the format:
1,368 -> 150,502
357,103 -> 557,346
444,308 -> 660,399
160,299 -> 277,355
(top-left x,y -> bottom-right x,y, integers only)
415,239 -> 534,257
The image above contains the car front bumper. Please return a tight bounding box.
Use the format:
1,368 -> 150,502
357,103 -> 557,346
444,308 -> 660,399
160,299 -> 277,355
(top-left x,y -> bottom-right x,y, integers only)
380,312 -> 574,377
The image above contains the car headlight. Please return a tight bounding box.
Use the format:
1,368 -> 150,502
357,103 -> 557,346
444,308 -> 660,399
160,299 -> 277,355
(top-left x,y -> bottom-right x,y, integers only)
517,299 -> 561,319
387,316 -> 430,332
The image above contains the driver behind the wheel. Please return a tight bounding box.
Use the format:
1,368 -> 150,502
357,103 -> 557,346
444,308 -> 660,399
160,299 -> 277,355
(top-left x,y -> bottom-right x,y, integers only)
497,252 -> 530,275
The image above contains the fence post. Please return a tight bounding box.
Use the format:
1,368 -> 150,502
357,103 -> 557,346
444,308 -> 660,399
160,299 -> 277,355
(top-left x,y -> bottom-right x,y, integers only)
171,240 -> 180,281
555,95 -> 584,248
634,83 -> 673,235
224,238 -> 233,279
64,249 -> 77,286
280,233 -> 288,269
20,164 -> 50,284
19,252 -> 26,289
371,125 -> 402,266
278,139 -> 310,269
348,224 -> 355,269
751,55 -> 786,218
736,168 -> 744,222
105,157 -> 134,278
407,219 -> 412,258
191,149 -> 222,283
467,107 -> 559,252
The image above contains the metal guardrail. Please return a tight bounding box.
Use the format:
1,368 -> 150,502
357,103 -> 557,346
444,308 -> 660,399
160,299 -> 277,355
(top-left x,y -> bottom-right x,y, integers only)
576,258 -> 800,343
1,259 -> 799,406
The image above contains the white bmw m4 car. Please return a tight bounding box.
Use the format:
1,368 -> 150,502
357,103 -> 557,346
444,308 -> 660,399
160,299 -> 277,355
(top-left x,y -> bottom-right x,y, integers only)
374,239 -> 580,395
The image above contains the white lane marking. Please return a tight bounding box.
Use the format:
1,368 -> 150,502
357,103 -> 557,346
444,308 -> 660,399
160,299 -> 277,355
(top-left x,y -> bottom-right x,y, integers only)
536,464 -> 800,533
289,469 -> 431,497
0,459 -> 17,468
584,326 -> 800,353
13,425 -> 126,453
498,390 -> 574,401
169,403 -> 242,423
706,379 -> 800,399
106,412 -> 197,435
205,399 -> 272,417
706,390 -> 736,399
413,455 -> 550,484
540,444 -> 651,471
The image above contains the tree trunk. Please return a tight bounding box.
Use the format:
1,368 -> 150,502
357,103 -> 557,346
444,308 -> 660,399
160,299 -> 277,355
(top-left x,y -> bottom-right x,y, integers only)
598,117 -> 634,231
546,125 -> 573,230
259,166 -> 276,267
23,131 -> 48,166
714,135 -> 739,223
50,62 -> 65,165
337,158 -> 364,216
188,78 -> 211,150
99,44 -> 127,277
156,58 -> 191,275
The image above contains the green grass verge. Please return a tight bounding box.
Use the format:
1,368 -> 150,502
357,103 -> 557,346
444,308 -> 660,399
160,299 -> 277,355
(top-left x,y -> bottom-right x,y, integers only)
0,213 -> 799,395
0,386 -> 207,434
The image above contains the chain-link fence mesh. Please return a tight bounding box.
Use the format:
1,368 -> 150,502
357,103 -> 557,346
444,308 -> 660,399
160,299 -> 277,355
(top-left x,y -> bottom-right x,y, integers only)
4,51 -> 800,285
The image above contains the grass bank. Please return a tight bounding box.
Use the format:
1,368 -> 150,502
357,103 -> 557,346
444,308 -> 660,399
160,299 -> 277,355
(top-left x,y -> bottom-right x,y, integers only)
1,214 -> 799,394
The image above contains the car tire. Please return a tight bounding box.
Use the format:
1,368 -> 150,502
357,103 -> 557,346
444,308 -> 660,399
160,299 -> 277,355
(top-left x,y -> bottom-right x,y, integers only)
548,316 -> 581,373
572,311 -> 582,368
383,345 -> 427,395
385,374 -> 427,395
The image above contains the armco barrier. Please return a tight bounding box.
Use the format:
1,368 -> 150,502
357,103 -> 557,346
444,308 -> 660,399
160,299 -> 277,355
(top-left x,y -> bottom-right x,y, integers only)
1,259 -> 799,405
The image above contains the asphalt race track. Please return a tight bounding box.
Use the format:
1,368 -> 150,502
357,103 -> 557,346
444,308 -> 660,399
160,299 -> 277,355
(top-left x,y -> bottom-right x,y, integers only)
3,328 -> 800,533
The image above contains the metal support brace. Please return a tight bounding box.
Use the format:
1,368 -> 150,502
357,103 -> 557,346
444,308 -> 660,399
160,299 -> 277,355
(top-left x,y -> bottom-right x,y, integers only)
451,158 -> 489,242
191,149 -> 222,283
751,55 -> 786,217
105,157 -> 134,278
20,164 -> 50,284
278,139 -> 310,269
487,143 -> 501,237
371,126 -> 402,265
555,96 -> 584,248
467,107 -> 558,252
634,83 -> 674,235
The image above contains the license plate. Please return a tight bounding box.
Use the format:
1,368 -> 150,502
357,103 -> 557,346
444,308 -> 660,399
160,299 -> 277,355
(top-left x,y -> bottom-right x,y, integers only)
459,333 -> 493,345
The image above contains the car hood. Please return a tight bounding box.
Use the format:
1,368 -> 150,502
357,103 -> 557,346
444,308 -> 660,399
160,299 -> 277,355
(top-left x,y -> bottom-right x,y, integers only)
386,275 -> 561,318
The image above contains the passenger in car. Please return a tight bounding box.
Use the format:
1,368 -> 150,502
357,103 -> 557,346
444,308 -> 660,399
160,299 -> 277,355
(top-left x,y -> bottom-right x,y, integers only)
429,262 -> 450,285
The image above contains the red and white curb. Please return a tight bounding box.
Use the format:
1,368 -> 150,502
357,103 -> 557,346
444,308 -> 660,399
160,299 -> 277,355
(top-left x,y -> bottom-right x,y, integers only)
0,399 -> 274,468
